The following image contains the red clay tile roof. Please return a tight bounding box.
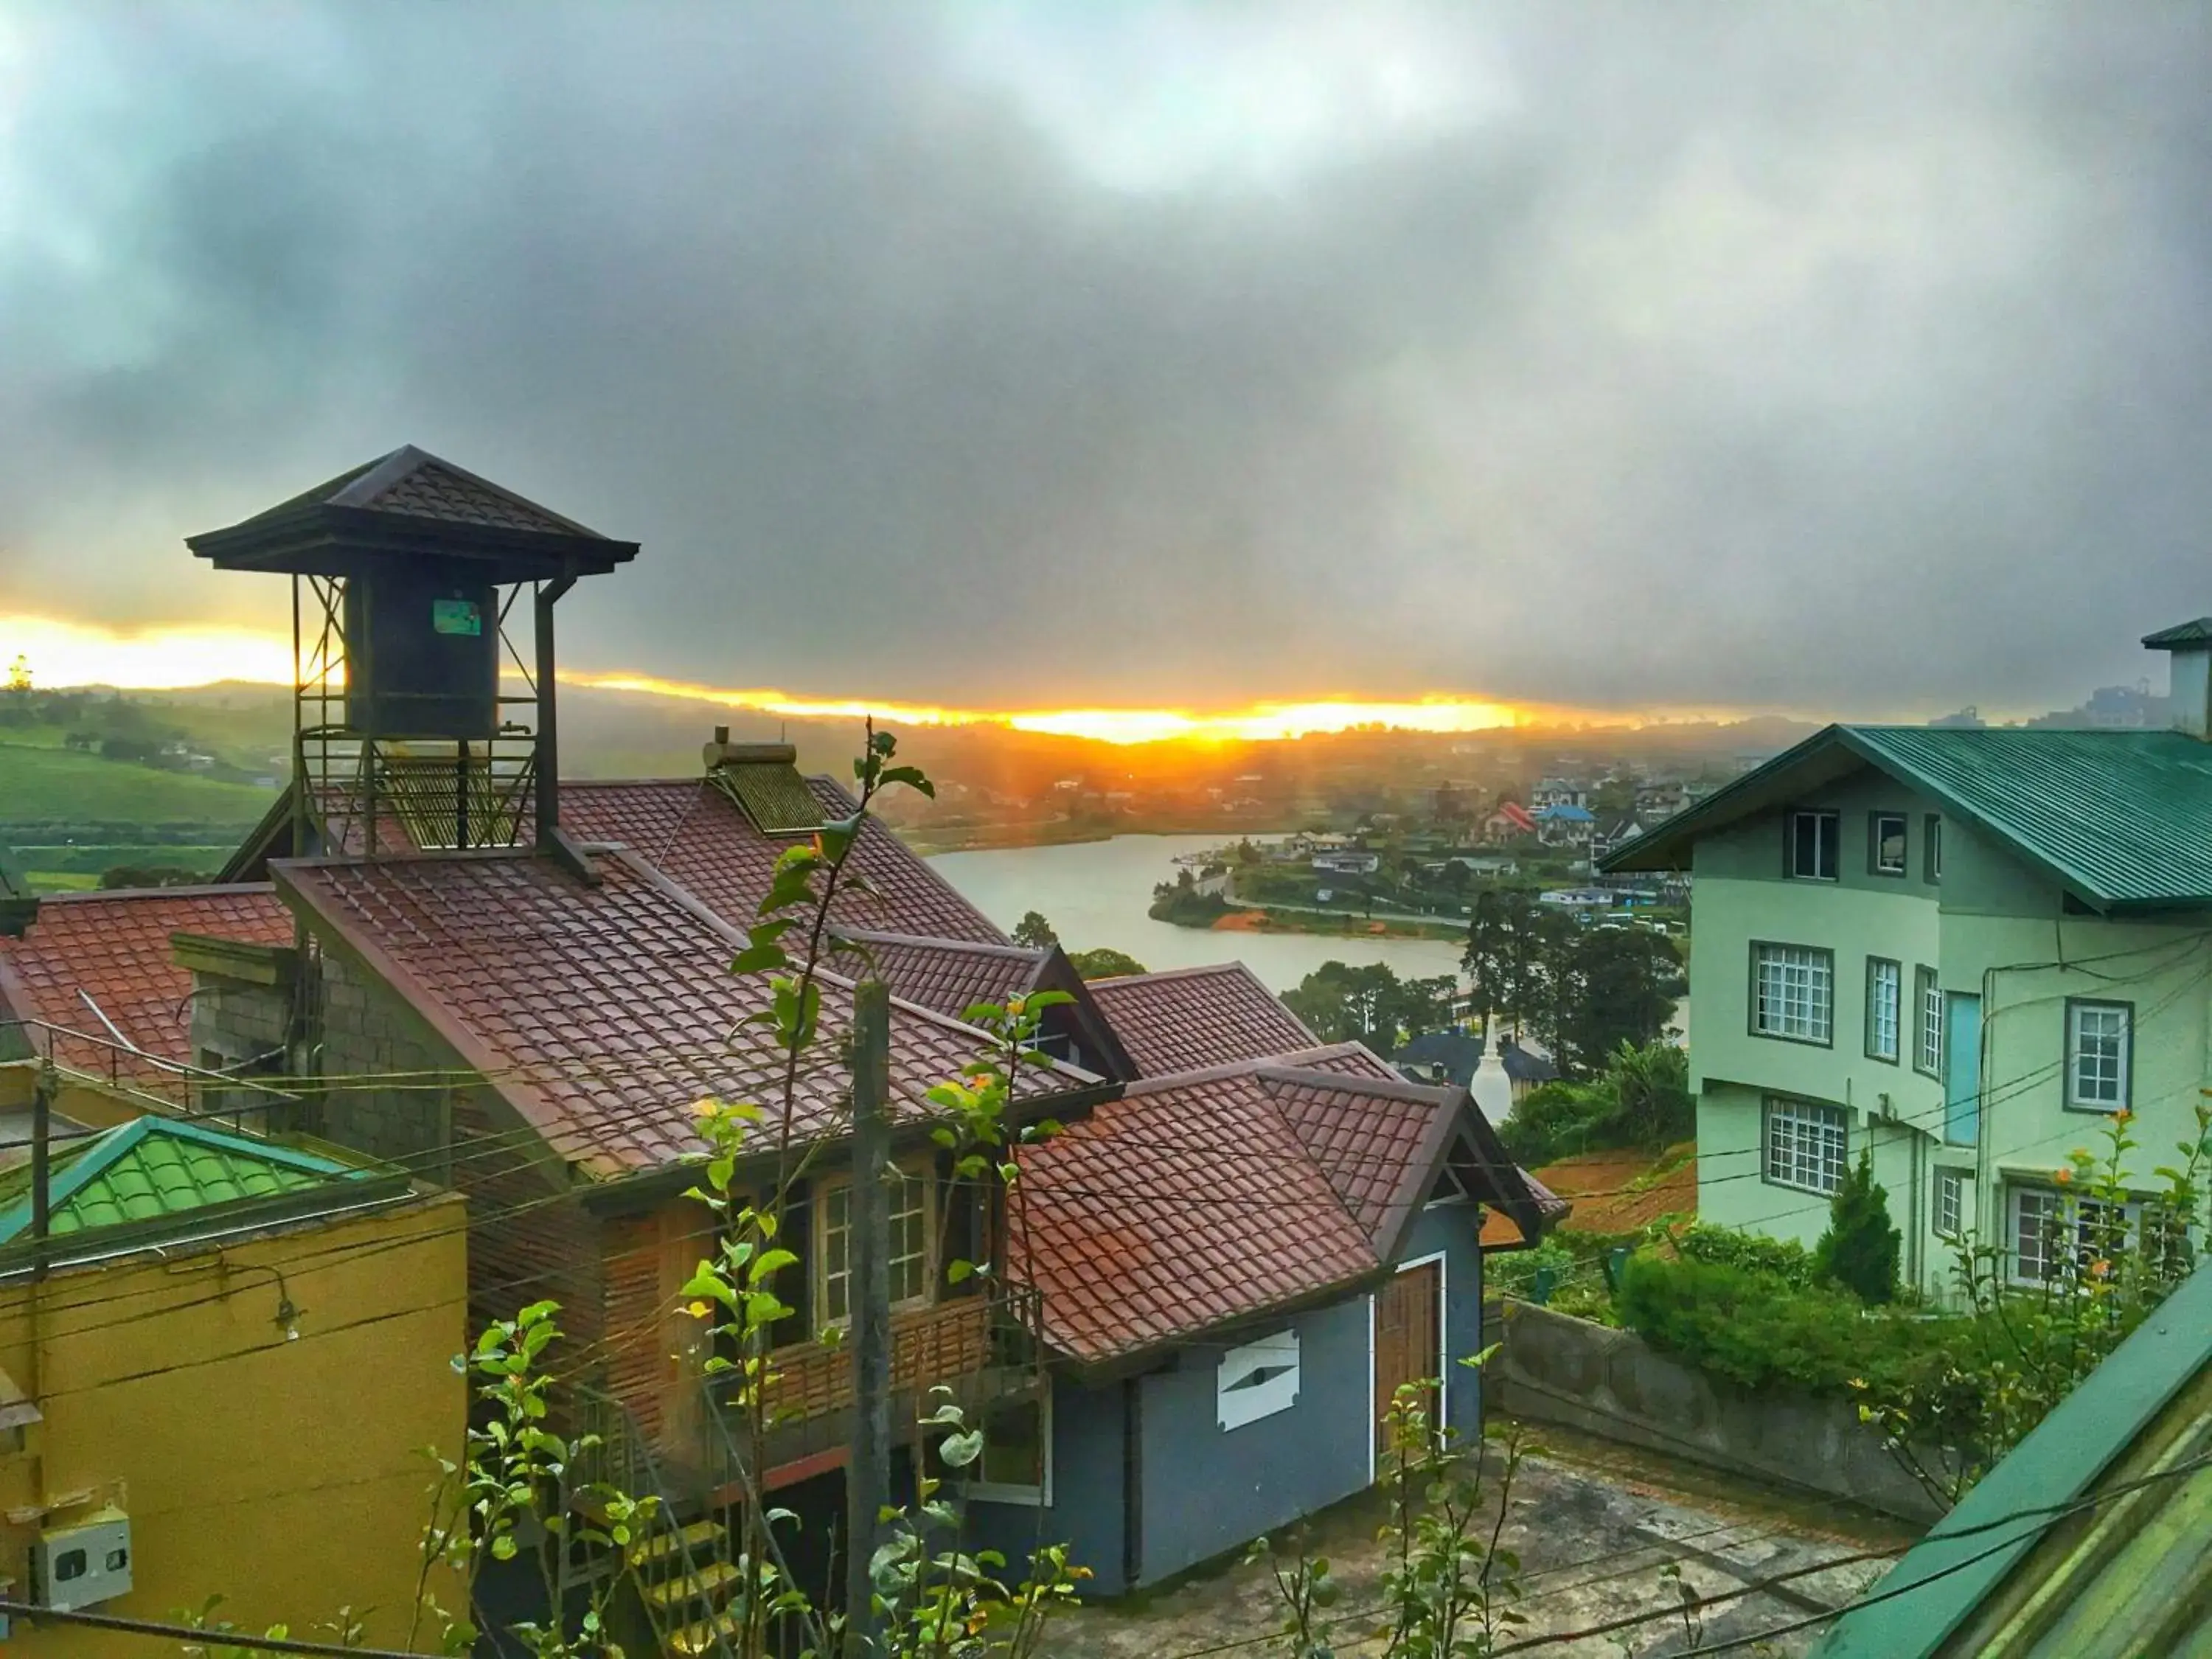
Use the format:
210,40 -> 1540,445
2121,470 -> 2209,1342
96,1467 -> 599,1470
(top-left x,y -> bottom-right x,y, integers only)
1087,962 -> 1318,1077
830,931 -> 1048,1020
1275,1040 -> 1405,1081
1011,1065 -> 1382,1363
275,849 -> 1086,1179
1264,1070 -> 1455,1242
0,887 -> 292,1082
557,779 -> 1004,945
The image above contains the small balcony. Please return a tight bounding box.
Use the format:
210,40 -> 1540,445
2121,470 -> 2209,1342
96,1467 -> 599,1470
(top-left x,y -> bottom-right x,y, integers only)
668,1287 -> 1041,1503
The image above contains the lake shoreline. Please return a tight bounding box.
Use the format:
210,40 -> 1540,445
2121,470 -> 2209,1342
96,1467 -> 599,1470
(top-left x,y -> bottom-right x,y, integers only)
925,832 -> 1470,995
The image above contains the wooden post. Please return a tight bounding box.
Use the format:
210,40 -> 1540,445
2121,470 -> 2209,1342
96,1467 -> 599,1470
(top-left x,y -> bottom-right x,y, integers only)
844,978 -> 893,1654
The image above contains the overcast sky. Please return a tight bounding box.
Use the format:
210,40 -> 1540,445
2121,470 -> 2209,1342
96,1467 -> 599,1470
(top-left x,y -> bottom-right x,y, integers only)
3,1 -> 2209,716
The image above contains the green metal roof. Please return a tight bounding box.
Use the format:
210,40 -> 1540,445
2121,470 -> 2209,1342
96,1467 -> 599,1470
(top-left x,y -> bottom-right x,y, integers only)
1817,1260 -> 2212,1658
1601,725 -> 2212,911
0,1116 -> 375,1244
2141,616 -> 2212,649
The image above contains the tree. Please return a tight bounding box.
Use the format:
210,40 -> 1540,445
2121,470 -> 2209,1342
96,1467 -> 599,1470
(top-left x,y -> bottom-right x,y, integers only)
1011,909 -> 1058,949
1284,961 -> 1455,1055
1535,925 -> 1683,1078
4,655 -> 28,695
1815,1150 -> 1902,1304
1066,946 -> 1146,979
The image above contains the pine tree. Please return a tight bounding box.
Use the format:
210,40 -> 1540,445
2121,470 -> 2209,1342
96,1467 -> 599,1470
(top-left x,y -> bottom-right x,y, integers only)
1815,1150 -> 1902,1304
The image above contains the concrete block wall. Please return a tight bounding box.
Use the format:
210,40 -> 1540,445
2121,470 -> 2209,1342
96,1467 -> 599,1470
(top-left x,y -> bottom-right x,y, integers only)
315,949 -> 453,1169
1494,1299 -> 1945,1523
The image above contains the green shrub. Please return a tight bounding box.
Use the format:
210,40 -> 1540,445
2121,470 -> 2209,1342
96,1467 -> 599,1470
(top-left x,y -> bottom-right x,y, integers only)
1487,1238 -> 1576,1300
1616,1251 -> 1943,1396
1672,1222 -> 1820,1290
1815,1150 -> 1902,1304
1497,1081 -> 1615,1166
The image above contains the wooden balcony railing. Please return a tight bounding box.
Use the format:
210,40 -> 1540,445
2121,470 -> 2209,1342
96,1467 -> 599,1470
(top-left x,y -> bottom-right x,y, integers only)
763,1294 -> 994,1425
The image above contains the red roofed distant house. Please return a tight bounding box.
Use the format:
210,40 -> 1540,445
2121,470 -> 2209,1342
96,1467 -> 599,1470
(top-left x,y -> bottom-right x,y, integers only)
1481,801 -> 1539,844
7,450 -> 1554,1622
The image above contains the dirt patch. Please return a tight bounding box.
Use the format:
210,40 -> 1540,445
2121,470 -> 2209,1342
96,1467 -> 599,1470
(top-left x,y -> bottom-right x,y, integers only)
1045,1419 -> 1916,1658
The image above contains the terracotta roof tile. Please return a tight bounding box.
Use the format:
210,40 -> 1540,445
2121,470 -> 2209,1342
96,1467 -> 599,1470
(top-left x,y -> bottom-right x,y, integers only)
1263,1070 -> 1446,1242
0,887 -> 292,1082
276,849 -> 1079,1178
557,779 -> 1004,945
1012,1066 -> 1381,1363
830,931 -> 1047,1020
1088,962 -> 1318,1077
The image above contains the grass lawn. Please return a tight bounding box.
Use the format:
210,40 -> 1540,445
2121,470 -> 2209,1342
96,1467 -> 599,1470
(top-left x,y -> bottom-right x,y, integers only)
0,741 -> 276,827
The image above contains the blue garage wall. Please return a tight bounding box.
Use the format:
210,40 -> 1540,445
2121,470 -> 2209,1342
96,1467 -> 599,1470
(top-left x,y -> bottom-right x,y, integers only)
1135,1293 -> 1372,1586
1402,1199 -> 1487,1434
961,1376 -> 1131,1594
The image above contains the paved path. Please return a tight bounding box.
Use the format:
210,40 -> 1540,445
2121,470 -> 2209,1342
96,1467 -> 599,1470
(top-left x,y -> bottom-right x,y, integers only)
1045,1422 -> 1910,1658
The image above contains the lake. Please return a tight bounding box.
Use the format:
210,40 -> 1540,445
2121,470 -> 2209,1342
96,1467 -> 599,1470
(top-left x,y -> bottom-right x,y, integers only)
928,833 -> 1467,993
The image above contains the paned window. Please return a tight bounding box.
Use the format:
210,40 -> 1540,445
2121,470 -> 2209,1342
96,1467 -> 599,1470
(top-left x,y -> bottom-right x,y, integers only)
1934,1168 -> 1970,1239
1764,1096 -> 1848,1195
1916,967 -> 1944,1077
2010,1186 -> 2135,1284
2065,1001 -> 2132,1111
1925,815 -> 1944,882
1753,944 -> 1833,1043
820,1166 -> 931,1324
1789,810 -> 1840,880
1871,813 -> 1907,876
1865,958 -> 1901,1062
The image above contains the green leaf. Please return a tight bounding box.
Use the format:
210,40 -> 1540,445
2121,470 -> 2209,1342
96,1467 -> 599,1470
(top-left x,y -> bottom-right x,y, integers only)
879,765 -> 935,799
937,1429 -> 985,1468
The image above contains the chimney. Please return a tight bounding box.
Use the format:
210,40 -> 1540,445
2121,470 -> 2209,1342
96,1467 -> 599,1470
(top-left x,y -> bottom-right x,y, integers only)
2143,619 -> 2212,739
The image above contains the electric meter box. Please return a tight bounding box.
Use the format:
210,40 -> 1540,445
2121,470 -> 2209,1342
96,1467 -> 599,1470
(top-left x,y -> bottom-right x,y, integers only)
34,1508 -> 131,1613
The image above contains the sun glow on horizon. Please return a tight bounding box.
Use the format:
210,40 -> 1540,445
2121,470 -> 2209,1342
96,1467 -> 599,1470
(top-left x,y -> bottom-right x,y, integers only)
2,613 -> 1682,742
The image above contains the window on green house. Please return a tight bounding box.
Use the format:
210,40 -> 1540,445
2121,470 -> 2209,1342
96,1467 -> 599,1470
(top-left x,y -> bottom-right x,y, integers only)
1934,1167 -> 1970,1239
1915,966 -> 1943,1077
1763,1095 -> 1848,1194
2010,1186 -> 2134,1284
2065,999 -> 2132,1111
1753,943 -> 1833,1043
1787,810 -> 1840,880
1870,813 -> 1907,876
1865,957 -> 1902,1062
1924,815 -> 1943,883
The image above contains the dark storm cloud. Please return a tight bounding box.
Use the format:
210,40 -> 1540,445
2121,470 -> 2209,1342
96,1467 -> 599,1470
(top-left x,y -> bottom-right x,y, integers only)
4,1 -> 2211,714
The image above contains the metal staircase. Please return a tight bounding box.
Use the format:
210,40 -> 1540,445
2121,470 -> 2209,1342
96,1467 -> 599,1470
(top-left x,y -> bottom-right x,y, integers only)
577,1391 -> 745,1659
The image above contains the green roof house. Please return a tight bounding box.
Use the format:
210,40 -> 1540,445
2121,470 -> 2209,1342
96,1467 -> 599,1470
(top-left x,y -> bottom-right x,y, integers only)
0,1113 -> 406,1270
1815,1257 -> 2212,1657
1601,619 -> 2212,1296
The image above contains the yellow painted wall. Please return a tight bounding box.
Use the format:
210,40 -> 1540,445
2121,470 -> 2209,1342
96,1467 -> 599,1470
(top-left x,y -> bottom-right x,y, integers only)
0,1188 -> 468,1651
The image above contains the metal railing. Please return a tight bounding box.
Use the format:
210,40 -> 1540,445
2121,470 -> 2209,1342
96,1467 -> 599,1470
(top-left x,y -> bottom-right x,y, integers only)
576,1386 -> 741,1659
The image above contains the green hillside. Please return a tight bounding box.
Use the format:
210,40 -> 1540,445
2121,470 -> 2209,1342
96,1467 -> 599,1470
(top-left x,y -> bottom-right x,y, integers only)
0,741 -> 276,828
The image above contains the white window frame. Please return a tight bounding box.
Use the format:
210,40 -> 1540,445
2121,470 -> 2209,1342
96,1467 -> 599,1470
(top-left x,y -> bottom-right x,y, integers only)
2008,1185 -> 2138,1285
1788,810 -> 1840,880
1916,967 -> 1944,1077
961,1388 -> 1053,1507
1217,1329 -> 1301,1431
1753,944 -> 1833,1044
1933,1167 -> 1970,1239
1871,813 -> 1908,877
818,1164 -> 933,1326
2064,1000 -> 2132,1113
1763,1096 -> 1848,1195
1865,958 -> 1901,1063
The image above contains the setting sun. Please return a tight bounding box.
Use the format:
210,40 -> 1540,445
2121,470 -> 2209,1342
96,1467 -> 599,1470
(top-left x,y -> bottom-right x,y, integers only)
2,613 -> 1560,743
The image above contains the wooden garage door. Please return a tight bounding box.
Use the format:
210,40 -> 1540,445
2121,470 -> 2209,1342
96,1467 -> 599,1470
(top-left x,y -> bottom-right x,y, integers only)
1374,1260 -> 1442,1458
